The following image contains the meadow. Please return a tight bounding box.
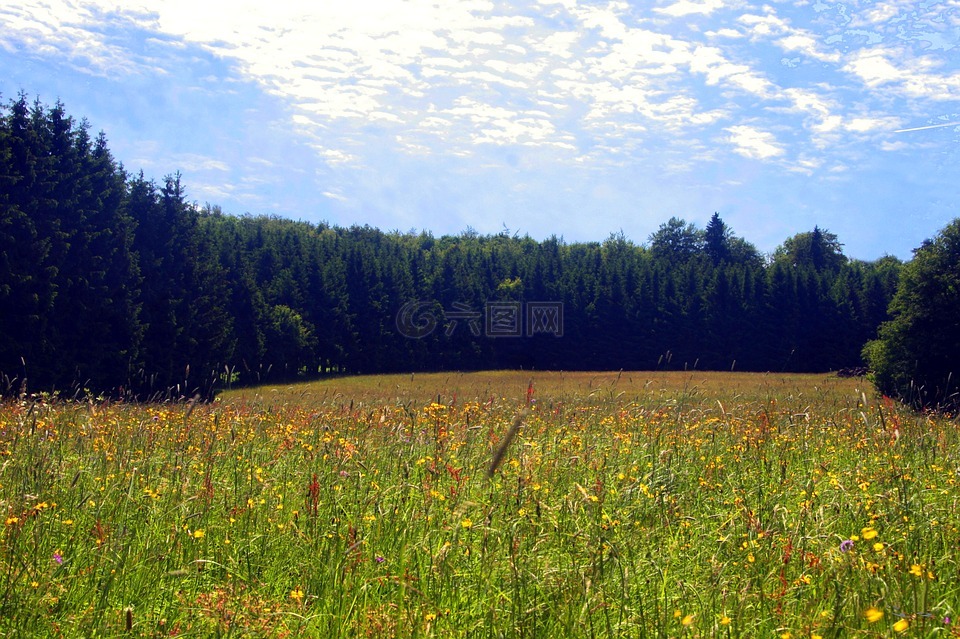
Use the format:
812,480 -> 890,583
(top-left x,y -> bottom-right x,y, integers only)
1,370 -> 958,637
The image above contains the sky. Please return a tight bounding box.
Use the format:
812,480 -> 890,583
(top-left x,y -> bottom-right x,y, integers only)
1,0 -> 958,260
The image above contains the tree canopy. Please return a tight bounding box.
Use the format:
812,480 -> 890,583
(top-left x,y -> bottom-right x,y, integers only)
0,95 -> 907,398
864,219 -> 960,409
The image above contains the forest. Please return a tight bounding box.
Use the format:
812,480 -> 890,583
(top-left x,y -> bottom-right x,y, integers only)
0,95 -> 905,399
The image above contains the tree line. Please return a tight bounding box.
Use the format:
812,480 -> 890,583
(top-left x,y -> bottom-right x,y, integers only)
1,95 -> 904,398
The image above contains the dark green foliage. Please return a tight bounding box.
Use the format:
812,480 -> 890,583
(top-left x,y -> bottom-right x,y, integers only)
648,217 -> 703,264
864,221 -> 960,409
774,226 -> 847,272
0,95 -> 141,394
0,96 -> 906,397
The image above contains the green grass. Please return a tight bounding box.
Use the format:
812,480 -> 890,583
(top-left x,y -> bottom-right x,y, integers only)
1,371 -> 958,637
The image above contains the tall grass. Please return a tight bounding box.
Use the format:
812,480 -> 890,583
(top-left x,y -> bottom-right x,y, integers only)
1,371 -> 957,637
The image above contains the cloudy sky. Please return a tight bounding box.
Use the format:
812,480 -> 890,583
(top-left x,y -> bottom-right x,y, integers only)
2,0 -> 958,259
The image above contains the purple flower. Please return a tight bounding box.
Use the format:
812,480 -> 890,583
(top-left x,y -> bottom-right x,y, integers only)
839,539 -> 854,552
375,556 -> 385,564
945,617 -> 952,625
53,553 -> 63,564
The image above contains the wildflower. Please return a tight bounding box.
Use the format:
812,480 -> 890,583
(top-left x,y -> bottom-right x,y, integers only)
872,542 -> 884,552
720,615 -> 731,626
681,614 -> 694,626
909,564 -> 923,577
839,539 -> 854,552
4,516 -> 18,526
192,529 -> 205,540
861,527 -> 878,540
864,608 -> 884,623
290,588 -> 304,602
461,518 -> 473,529
53,552 -> 63,565
375,556 -> 385,563
893,619 -> 909,632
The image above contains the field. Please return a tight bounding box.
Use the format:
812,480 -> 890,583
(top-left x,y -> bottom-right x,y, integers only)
1,370 -> 958,637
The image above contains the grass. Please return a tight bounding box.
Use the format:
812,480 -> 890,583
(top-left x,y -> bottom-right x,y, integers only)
1,370 -> 958,637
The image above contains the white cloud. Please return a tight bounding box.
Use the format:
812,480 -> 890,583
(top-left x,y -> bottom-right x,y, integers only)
866,3 -> 904,23
845,47 -> 960,99
688,45 -> 775,97
655,0 -> 726,17
739,10 -> 840,62
724,125 -> 785,160
0,1 -> 152,76
845,116 -> 902,133
322,190 -> 349,203
777,34 -> 841,63
4,0 -> 956,206
536,31 -> 580,58
705,28 -> 744,38
174,154 -> 230,172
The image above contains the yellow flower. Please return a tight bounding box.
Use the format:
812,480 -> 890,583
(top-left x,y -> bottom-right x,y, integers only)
872,542 -> 884,552
681,614 -> 694,626
192,529 -> 205,539
909,564 -> 923,577
893,619 -> 909,632
4,516 -> 18,526
864,608 -> 884,623
861,527 -> 878,540
780,633 -> 792,639
461,518 -> 473,529
290,588 -> 304,602
719,615 -> 731,626
425,612 -> 437,622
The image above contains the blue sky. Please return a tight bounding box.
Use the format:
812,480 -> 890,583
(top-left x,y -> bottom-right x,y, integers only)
2,0 -> 958,260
